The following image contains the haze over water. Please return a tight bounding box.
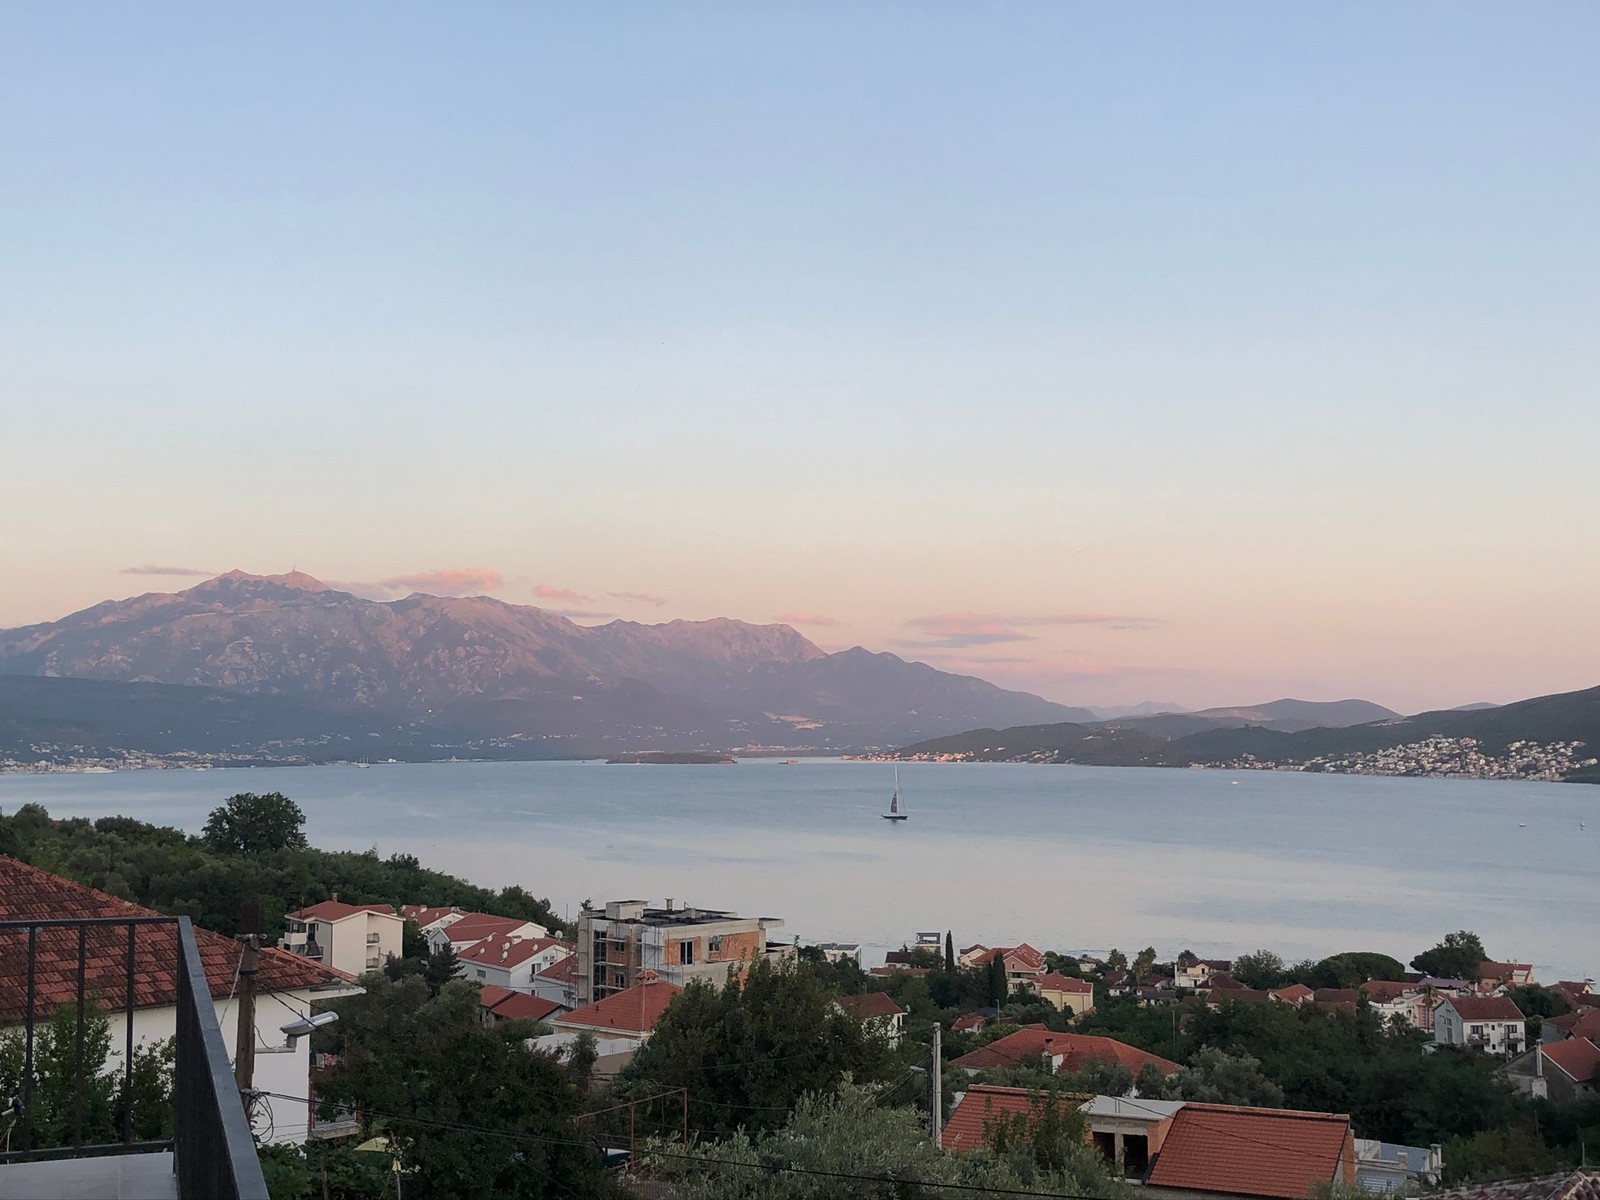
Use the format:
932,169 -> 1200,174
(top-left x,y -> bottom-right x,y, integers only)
5,761 -> 1595,981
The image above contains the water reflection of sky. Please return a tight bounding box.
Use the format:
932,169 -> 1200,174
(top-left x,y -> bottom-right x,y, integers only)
4,760 -> 1595,979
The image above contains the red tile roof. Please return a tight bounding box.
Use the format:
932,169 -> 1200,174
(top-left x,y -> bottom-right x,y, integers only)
535,954 -> 579,984
554,980 -> 683,1036
401,904 -> 461,929
1037,974 -> 1093,994
479,986 -> 561,1024
458,934 -> 568,970
1146,1102 -> 1353,1199
1272,984 -> 1314,1003
1314,988 -> 1361,1005
289,900 -> 397,922
1478,961 -> 1533,980
1431,1169 -> 1600,1200
1541,1038 -> 1600,1085
837,991 -> 905,1020
951,1025 -> 1178,1075
1444,995 -> 1525,1022
941,1085 -> 1085,1153
0,855 -> 349,1022
951,1013 -> 986,1034
1359,981 -> 1414,1003
436,914 -> 535,946
1548,1009 -> 1600,1040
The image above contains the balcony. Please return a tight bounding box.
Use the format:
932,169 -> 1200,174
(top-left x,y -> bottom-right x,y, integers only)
0,916 -> 270,1200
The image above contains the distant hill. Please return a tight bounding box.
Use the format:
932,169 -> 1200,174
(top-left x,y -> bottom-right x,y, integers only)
0,572 -> 1087,757
1097,698 -> 1400,740
1177,684 -> 1600,765
893,721 -> 1183,767
891,685 -> 1600,782
1085,701 -> 1188,720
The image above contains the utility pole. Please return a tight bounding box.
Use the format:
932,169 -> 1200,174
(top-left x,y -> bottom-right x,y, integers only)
235,905 -> 261,1093
930,1022 -> 943,1147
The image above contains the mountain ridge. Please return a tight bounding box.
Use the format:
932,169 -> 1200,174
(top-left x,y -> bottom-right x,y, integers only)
0,572 -> 1090,754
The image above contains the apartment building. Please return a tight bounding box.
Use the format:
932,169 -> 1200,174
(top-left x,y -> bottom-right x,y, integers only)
574,898 -> 788,1006
281,898 -> 404,976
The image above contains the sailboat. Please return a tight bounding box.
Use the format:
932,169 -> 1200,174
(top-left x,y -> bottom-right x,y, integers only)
882,766 -> 909,821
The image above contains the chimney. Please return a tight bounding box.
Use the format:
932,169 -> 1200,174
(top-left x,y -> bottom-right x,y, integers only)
331,892 -> 338,902
1535,1047 -> 1543,1077
665,898 -> 674,912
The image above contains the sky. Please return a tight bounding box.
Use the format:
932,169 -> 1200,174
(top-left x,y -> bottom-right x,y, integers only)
2,4 -> 1597,714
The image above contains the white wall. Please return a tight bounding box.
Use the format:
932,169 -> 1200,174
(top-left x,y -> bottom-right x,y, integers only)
100,987 -> 351,1145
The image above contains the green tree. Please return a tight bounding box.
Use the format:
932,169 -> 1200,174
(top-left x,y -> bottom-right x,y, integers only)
1411,931 -> 1488,980
422,944 -> 462,995
1232,950 -> 1288,990
201,792 -> 309,855
315,975 -> 613,1200
0,1004 -> 174,1150
945,929 -> 956,972
987,954 -> 1010,1006
623,956 -> 893,1137
1131,947 -> 1158,982
1314,952 -> 1408,988
645,1082 -> 1128,1200
1155,1047 -> 1284,1108
1104,949 -> 1128,971
1042,952 -> 1082,978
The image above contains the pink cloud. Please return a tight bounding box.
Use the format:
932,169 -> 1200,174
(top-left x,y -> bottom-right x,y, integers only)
903,611 -> 1165,647
379,568 -> 503,596
773,612 -> 840,627
121,564 -> 212,577
609,591 -> 669,607
534,584 -> 595,603
327,568 -> 504,598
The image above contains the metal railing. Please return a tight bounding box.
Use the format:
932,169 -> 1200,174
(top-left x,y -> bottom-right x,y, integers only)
0,915 -> 269,1200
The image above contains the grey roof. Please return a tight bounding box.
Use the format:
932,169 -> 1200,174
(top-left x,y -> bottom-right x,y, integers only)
1078,1095 -> 1185,1120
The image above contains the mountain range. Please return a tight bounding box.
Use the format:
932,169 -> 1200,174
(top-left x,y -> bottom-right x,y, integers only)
0,571 -> 1094,761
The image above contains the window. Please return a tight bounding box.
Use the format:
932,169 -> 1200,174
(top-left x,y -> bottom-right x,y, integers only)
477,969 -> 486,979
679,940 -> 696,966
612,971 -> 626,989
708,936 -> 724,955
1470,1024 -> 1485,1035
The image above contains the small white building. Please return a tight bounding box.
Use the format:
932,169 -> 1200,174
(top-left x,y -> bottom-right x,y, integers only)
281,898 -> 404,978
1434,994 -> 1526,1055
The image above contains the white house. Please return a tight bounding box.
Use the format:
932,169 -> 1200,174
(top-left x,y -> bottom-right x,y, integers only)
1,856 -> 362,1146
835,992 -> 907,1047
421,911 -> 549,956
1434,994 -> 1526,1055
280,898 -> 404,978
529,954 -> 581,1011
456,933 -> 573,993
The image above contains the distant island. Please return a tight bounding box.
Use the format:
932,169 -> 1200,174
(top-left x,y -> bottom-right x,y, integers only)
606,751 -> 736,765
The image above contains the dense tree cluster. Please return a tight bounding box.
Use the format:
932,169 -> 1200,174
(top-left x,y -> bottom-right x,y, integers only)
0,798 -> 564,940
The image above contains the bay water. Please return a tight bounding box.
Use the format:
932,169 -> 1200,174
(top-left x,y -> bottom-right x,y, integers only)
3,760 -> 1595,980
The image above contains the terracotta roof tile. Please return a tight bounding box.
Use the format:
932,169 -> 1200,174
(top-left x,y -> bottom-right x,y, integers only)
951,1025 -> 1178,1075
1037,974 -> 1093,994
289,900 -> 397,922
481,989 -> 561,1024
0,855 -> 348,1023
1146,1102 -> 1353,1199
1444,995 -> 1525,1022
1272,985 -> 1314,1003
1359,981 -> 1414,1003
553,980 -> 682,1036
458,934 -> 569,970
1431,1169 -> 1600,1200
1540,1038 -> 1600,1085
837,992 -> 905,1019
941,1085 -> 1084,1153
535,955 -> 580,984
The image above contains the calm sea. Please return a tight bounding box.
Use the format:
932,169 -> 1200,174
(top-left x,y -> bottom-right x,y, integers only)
3,760 -> 1596,980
